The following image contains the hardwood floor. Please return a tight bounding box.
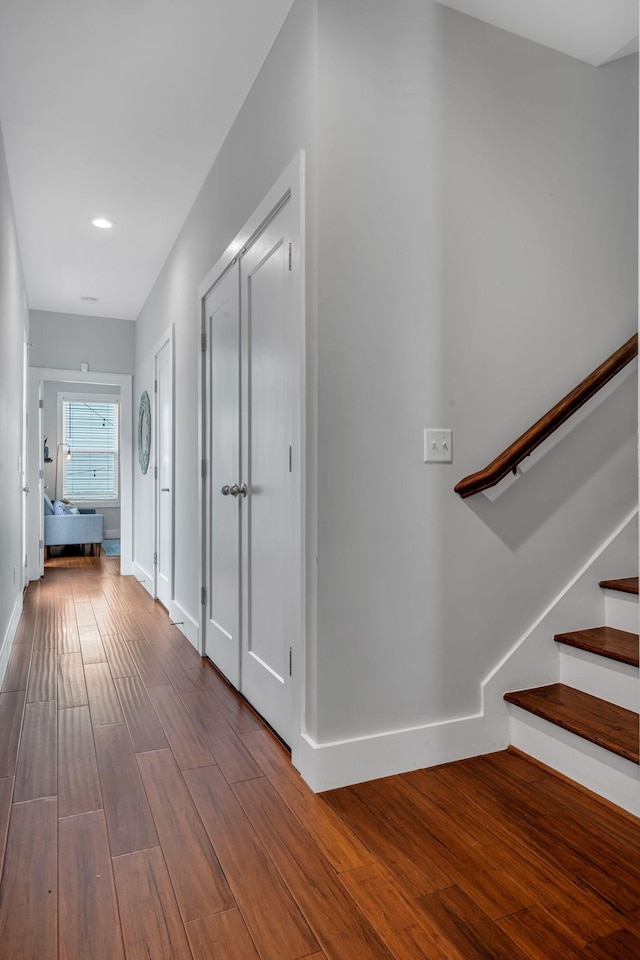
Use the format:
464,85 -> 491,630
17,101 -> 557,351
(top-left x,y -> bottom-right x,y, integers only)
0,554 -> 639,959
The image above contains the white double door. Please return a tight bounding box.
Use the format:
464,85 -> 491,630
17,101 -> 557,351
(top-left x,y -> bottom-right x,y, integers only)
203,198 -> 298,746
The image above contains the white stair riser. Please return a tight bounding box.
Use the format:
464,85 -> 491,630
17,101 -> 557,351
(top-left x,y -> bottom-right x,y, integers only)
558,646 -> 639,712
603,590 -> 638,633
507,705 -> 640,817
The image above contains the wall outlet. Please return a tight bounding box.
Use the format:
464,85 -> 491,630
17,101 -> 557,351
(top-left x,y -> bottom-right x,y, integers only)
424,428 -> 452,463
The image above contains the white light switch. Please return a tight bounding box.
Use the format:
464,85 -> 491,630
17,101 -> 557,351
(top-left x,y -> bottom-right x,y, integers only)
424,429 -> 452,463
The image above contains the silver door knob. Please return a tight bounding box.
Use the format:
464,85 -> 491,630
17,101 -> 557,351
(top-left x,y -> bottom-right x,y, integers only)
221,485 -> 231,496
229,483 -> 248,498
23,485 -> 30,493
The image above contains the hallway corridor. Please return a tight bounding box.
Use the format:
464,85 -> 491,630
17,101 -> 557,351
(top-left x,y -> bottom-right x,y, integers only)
0,555 -> 639,959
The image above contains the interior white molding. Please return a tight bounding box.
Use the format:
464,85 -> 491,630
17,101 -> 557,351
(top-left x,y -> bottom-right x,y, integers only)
0,594 -> 23,691
296,510 -> 638,792
132,561 -> 155,599
167,600 -> 200,652
29,367 -> 133,577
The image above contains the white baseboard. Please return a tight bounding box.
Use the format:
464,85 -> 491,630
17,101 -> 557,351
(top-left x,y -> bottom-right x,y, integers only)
294,711 -> 506,793
131,561 -> 155,598
167,599 -> 199,651
104,528 -> 120,540
293,509 -> 638,794
0,592 -> 24,689
130,562 -> 199,650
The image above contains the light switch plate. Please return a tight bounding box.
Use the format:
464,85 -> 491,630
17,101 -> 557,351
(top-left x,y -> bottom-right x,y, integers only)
424,428 -> 452,463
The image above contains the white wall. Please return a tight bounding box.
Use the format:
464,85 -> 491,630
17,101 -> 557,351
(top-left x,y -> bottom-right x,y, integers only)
313,1 -> 637,745
315,0 -> 444,743
441,10 -> 638,716
133,0 -> 318,637
130,0 -> 637,787
42,381 -> 121,537
29,310 -> 135,374
0,121 -> 29,681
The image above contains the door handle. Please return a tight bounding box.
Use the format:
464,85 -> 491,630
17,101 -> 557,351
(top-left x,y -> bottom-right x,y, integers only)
23,485 -> 30,493
222,483 -> 247,497
161,488 -> 170,492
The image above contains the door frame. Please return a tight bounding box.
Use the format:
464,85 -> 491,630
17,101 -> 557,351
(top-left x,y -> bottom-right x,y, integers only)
197,152 -> 306,752
152,324 -> 175,605
202,262 -> 242,687
27,367 -> 133,579
21,333 -> 30,587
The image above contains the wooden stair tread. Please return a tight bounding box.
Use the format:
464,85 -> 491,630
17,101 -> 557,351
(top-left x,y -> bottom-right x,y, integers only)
599,577 -> 639,595
554,626 -> 639,668
504,683 -> 639,765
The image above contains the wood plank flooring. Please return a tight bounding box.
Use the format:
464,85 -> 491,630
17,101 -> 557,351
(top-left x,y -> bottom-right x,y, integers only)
0,553 -> 639,959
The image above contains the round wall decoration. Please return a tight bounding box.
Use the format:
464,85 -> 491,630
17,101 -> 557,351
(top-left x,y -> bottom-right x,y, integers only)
138,390 -> 151,474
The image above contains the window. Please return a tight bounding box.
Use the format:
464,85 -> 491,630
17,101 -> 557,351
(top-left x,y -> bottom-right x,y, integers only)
61,396 -> 119,502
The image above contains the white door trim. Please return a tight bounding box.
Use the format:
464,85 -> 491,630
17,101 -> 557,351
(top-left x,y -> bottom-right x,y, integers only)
28,367 -> 133,577
22,333 -> 30,587
202,264 -> 242,686
152,324 -> 175,605
197,152 -> 306,754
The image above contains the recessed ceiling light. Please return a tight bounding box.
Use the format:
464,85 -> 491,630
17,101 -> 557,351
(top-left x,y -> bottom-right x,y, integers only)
81,296 -> 98,304
89,217 -> 116,229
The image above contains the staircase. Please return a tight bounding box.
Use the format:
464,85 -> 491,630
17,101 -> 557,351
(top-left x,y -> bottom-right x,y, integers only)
504,578 -> 640,816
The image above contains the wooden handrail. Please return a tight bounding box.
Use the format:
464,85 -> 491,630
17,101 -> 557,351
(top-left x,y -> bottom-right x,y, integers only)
454,333 -> 638,499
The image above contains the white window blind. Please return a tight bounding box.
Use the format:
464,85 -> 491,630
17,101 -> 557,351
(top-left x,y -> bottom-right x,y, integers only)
62,398 -> 119,501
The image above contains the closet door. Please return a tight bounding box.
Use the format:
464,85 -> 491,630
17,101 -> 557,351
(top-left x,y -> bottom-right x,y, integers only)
239,199 -> 296,746
201,168 -> 301,749
203,263 -> 241,688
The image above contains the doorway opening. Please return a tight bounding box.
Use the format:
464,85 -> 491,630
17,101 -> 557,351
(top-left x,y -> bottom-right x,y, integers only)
28,366 -> 133,581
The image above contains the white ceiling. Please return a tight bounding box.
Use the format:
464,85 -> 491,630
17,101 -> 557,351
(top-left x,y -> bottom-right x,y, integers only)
0,0 -> 637,322
0,0 -> 295,321
436,0 -> 639,66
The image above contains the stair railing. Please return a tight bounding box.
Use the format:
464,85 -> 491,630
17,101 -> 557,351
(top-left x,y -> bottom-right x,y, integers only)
454,333 -> 638,499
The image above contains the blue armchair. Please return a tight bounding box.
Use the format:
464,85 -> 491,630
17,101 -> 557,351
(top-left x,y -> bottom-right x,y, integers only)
43,494 -> 104,557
